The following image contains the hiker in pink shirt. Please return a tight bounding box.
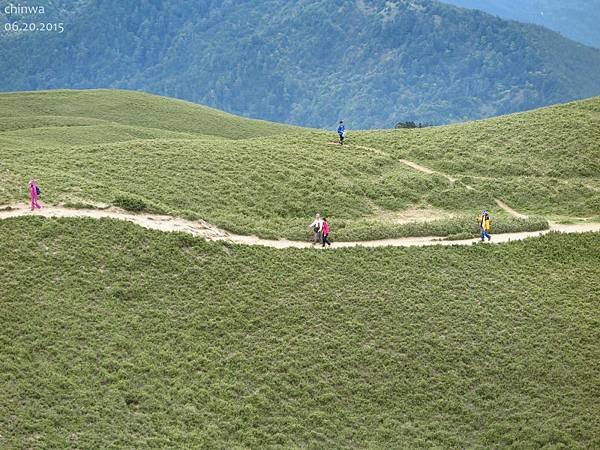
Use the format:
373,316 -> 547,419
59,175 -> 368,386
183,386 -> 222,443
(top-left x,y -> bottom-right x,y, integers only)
28,178 -> 42,211
321,217 -> 332,247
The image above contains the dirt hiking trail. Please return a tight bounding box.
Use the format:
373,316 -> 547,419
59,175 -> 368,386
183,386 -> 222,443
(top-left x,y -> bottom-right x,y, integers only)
1,203 -> 598,249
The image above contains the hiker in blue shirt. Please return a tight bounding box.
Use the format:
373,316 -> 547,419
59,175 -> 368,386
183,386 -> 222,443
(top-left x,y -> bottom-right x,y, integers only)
337,121 -> 345,145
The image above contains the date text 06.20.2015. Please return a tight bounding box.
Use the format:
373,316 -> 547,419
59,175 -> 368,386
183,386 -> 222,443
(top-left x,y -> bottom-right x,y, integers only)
4,22 -> 64,33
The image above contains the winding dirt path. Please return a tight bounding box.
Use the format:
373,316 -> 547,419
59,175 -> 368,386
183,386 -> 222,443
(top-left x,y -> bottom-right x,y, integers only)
1,203 -> 598,249
494,199 -> 528,219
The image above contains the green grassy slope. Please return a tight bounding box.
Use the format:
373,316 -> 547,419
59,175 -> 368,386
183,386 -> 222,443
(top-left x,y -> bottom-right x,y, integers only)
1,217 -> 599,448
0,132 -> 545,240
355,97 -> 600,218
0,90 -> 292,139
1,90 -> 598,240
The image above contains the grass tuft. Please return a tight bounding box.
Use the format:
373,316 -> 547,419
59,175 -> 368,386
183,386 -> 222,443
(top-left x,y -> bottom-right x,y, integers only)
113,196 -> 147,212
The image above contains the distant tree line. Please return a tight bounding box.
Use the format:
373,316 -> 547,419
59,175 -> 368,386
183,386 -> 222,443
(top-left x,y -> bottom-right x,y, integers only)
394,121 -> 434,129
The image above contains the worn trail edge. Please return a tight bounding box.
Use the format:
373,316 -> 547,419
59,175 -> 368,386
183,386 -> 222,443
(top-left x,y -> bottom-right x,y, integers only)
1,204 -> 598,249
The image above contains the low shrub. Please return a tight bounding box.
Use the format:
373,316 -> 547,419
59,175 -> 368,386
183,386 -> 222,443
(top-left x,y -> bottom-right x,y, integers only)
113,196 -> 147,212
63,202 -> 98,210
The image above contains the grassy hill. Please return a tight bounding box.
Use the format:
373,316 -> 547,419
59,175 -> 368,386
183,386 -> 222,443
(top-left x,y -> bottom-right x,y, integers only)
1,217 -> 598,448
355,96 -> 600,218
1,90 -> 599,448
1,90 -> 598,240
0,89 -> 292,139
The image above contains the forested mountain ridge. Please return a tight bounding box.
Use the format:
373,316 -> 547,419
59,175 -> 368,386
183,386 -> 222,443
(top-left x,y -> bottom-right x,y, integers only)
2,0 -> 600,128
441,0 -> 600,49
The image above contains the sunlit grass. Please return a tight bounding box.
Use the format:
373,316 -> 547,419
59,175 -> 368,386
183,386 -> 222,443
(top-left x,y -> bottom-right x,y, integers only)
354,97 -> 600,216
1,90 -> 597,239
1,217 -> 598,448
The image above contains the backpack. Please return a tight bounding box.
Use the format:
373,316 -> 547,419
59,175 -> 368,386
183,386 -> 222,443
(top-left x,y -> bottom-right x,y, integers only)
35,186 -> 41,196
480,214 -> 491,231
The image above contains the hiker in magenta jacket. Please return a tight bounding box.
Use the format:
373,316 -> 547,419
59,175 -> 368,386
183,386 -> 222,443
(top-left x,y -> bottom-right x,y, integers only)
322,217 -> 332,247
28,179 -> 41,211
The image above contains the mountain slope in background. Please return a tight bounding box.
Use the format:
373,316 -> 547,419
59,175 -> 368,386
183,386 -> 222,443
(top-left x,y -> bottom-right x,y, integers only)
441,0 -> 600,49
2,0 -> 600,128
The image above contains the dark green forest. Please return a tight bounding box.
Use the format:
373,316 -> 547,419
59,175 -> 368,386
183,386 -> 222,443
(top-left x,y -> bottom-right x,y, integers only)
2,0 -> 600,128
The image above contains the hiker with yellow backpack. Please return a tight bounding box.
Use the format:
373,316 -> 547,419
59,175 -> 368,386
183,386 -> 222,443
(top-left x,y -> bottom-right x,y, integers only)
478,210 -> 492,242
